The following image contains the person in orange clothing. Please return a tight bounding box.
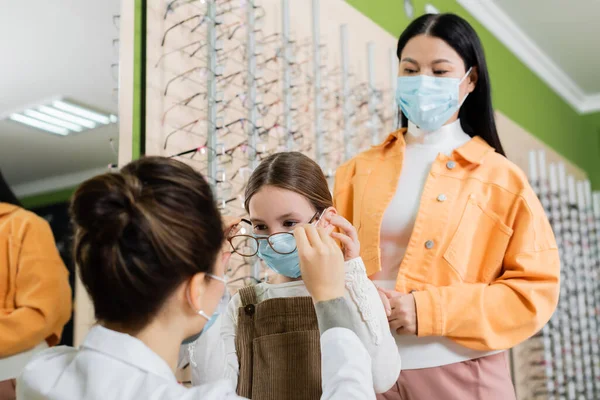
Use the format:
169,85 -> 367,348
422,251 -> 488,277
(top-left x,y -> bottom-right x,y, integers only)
334,13 -> 559,400
0,170 -> 72,400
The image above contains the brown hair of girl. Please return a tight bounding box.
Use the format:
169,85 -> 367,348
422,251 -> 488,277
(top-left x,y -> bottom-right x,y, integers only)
244,152 -> 333,212
70,156 -> 224,332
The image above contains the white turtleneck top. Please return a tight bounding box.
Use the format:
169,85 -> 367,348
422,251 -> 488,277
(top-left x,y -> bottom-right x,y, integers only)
374,119 -> 500,370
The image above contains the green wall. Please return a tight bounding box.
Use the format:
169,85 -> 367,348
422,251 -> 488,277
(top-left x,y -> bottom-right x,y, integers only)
132,0 -> 145,160
346,0 -> 600,188
20,187 -> 75,210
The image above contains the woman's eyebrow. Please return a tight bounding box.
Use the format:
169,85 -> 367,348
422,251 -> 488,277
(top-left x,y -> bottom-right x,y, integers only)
400,57 -> 418,64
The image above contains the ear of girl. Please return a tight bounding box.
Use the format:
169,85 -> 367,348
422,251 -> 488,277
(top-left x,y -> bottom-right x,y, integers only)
317,208 -> 360,262
316,207 -> 338,230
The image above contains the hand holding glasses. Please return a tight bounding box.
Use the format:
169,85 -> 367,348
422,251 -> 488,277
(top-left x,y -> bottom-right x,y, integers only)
227,210 -> 324,257
294,224 -> 346,303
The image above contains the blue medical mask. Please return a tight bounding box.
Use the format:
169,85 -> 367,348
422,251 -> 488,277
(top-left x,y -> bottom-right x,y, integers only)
182,274 -> 229,345
257,233 -> 302,278
254,209 -> 325,278
395,68 -> 472,132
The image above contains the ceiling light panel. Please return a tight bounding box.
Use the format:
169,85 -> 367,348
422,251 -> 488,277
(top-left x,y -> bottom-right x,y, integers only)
9,114 -> 69,136
3,98 -> 116,136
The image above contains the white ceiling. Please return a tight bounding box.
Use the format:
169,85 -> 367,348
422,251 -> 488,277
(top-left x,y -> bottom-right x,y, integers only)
493,0 -> 600,94
0,0 -> 121,191
458,0 -> 600,113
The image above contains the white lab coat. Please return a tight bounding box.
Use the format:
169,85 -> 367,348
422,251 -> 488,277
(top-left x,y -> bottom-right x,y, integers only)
17,325 -> 375,400
178,314 -> 230,385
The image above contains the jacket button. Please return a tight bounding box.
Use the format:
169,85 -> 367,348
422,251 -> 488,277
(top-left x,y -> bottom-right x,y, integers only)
425,240 -> 435,249
446,161 -> 456,170
244,304 -> 255,316
437,194 -> 447,202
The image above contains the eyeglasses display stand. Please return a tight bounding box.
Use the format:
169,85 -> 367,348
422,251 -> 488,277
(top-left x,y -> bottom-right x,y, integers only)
517,150 -> 600,400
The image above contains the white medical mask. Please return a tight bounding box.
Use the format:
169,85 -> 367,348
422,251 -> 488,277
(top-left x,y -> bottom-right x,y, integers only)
184,274 -> 230,368
182,274 -> 229,345
395,68 -> 472,132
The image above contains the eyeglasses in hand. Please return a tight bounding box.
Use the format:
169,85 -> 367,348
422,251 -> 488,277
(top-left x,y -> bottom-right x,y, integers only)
228,211 -> 323,257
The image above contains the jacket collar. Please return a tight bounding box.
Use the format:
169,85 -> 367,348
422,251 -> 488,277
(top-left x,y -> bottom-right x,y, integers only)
376,128 -> 494,165
454,136 -> 494,165
0,203 -> 19,217
81,325 -> 177,382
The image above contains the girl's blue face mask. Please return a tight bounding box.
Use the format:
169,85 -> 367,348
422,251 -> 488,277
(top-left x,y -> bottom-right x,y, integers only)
255,210 -> 325,279
395,68 -> 472,132
257,233 -> 302,278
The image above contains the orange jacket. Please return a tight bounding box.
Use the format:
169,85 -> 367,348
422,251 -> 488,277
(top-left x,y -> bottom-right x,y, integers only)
0,203 -> 72,357
334,129 -> 560,351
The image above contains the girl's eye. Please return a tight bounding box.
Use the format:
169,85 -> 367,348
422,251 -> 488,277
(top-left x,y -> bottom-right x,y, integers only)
404,68 -> 417,74
433,70 -> 449,75
283,220 -> 298,228
253,224 -> 267,232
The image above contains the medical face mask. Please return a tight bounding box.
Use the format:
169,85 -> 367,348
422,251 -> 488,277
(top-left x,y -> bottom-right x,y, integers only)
395,68 -> 472,132
255,210 -> 324,279
257,233 -> 302,278
182,274 -> 229,345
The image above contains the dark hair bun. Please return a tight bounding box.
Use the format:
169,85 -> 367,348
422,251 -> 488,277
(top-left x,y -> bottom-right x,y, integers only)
71,173 -> 142,243
70,156 -> 224,331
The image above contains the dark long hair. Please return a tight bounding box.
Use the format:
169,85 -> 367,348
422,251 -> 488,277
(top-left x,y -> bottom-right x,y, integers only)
397,13 -> 505,156
0,170 -> 22,206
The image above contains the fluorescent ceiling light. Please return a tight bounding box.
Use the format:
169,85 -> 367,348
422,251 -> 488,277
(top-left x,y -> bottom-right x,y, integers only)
9,114 -> 69,136
23,110 -> 83,132
5,97 -> 117,136
38,106 -> 97,129
53,100 -> 110,125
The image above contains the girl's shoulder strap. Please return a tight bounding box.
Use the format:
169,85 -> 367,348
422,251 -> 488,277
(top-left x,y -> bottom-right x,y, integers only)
238,285 -> 258,306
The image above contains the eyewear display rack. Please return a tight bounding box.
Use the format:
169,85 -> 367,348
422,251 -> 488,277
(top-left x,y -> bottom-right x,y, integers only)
517,150 -> 600,400
145,0 -> 396,285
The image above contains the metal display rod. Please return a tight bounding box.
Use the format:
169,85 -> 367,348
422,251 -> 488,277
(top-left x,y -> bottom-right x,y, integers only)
567,175 -> 588,399
367,42 -> 378,145
536,152 -> 559,400
207,0 -> 218,185
340,24 -> 351,161
548,163 -> 567,398
246,0 -> 261,281
282,0 -> 293,151
247,0 -> 258,171
528,152 -> 558,400
558,164 -> 577,400
312,0 -> 323,167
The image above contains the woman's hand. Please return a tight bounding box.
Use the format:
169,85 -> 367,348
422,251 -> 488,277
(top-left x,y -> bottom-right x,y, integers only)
219,216 -> 241,264
376,287 -> 392,317
379,288 -> 418,335
222,216 -> 242,237
294,224 -> 346,303
324,214 -> 360,261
